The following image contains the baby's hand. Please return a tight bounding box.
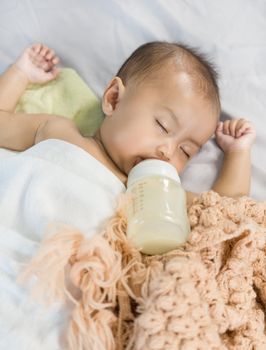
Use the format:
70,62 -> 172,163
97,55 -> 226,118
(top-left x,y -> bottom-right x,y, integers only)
215,118 -> 256,153
13,43 -> 60,84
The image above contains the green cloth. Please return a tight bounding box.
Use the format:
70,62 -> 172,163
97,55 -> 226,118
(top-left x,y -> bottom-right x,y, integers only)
15,68 -> 103,136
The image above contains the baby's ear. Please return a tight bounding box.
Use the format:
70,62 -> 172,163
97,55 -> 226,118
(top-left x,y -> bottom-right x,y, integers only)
102,77 -> 125,116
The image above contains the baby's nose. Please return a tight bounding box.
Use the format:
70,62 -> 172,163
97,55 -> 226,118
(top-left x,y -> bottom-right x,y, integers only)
157,149 -> 169,161
156,142 -> 175,161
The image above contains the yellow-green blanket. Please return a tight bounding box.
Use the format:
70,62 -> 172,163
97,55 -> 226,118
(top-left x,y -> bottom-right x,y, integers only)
16,68 -> 103,136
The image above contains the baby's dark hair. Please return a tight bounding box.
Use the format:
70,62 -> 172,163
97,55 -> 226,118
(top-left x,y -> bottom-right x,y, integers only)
116,41 -> 220,113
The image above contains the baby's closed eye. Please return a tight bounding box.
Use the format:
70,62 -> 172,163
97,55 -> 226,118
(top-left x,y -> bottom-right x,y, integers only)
181,144 -> 201,159
180,146 -> 190,158
155,118 -> 169,134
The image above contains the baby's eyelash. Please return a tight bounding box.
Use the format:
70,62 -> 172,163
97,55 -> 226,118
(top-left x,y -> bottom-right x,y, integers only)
181,147 -> 190,158
156,119 -> 168,133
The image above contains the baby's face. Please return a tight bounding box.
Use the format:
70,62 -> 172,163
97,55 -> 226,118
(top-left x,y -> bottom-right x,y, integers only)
100,71 -> 218,176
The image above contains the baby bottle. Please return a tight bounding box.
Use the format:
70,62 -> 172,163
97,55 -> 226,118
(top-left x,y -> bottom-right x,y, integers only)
126,159 -> 190,255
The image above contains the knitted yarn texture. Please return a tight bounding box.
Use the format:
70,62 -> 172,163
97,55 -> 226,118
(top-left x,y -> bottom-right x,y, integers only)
20,191 -> 266,350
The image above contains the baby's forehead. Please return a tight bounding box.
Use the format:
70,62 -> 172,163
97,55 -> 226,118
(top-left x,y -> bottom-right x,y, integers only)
139,58 -> 220,114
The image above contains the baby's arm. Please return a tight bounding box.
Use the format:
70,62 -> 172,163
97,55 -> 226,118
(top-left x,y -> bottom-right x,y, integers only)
0,43 -> 60,112
212,118 -> 256,197
0,44 -> 75,151
186,118 -> 256,205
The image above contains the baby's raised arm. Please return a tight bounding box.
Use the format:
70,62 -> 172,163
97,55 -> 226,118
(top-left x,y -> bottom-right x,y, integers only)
186,118 -> 256,205
212,118 -> 256,197
0,43 -> 60,111
0,44 -> 75,151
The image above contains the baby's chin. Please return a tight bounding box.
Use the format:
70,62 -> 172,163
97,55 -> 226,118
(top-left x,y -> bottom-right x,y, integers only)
122,157 -> 145,176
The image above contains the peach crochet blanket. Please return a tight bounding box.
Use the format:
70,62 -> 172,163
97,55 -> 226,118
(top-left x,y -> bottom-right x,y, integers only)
20,191 -> 266,350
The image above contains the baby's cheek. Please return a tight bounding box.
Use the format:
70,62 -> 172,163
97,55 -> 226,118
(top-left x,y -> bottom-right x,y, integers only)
114,133 -> 137,157
171,158 -> 187,174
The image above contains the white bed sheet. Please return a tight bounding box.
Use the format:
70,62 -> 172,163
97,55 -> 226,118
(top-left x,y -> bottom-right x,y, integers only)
0,0 -> 265,199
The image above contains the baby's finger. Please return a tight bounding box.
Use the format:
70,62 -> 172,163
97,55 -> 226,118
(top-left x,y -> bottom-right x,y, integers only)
29,49 -> 45,63
45,49 -> 56,61
235,118 -> 249,130
216,121 -> 223,132
52,56 -> 60,65
45,66 -> 61,81
31,54 -> 53,71
31,43 -> 42,54
40,45 -> 49,57
222,120 -> 231,135
228,119 -> 239,137
41,59 -> 54,72
235,118 -> 247,129
236,121 -> 252,136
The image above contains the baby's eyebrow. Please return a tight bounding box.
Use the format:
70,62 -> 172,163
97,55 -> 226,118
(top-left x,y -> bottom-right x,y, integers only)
161,106 -> 179,125
188,139 -> 202,148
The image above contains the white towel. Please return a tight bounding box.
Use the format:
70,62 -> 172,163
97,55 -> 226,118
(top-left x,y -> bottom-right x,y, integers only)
0,139 -> 125,349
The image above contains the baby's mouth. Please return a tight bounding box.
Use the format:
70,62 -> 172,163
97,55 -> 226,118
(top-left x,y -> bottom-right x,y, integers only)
133,157 -> 144,167
133,156 -> 162,168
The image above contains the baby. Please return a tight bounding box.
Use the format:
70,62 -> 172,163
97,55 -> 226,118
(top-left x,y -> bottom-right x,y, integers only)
0,42 -> 257,349
0,42 -> 256,204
